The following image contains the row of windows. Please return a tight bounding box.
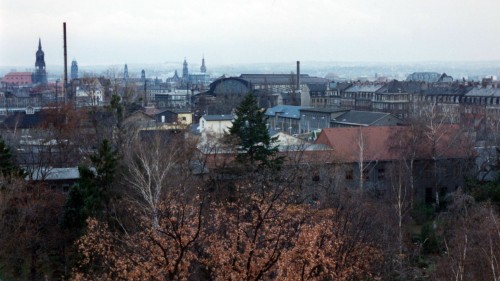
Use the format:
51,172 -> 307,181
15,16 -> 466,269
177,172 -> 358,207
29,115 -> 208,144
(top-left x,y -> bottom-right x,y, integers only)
345,168 -> 385,181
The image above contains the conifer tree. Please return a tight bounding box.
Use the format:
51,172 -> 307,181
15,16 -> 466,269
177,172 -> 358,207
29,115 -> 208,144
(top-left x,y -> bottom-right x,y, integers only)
228,93 -> 283,170
62,139 -> 119,229
0,136 -> 23,180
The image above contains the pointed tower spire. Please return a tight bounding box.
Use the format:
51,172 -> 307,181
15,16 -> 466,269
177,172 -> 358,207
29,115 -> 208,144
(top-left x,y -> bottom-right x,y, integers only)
182,58 -> 189,79
200,55 -> 207,73
34,38 -> 47,84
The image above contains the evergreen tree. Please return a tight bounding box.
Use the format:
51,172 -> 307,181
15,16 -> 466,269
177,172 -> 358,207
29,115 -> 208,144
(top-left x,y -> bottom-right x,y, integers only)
228,93 -> 283,170
0,136 -> 23,180
62,139 -> 119,229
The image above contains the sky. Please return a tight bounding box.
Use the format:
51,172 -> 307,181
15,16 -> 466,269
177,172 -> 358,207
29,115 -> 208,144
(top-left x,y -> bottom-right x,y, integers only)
1,0 -> 500,69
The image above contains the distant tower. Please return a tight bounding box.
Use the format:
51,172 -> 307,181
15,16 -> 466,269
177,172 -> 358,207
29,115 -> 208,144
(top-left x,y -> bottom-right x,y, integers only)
34,38 -> 47,84
124,64 -> 129,80
71,59 -> 78,80
200,56 -> 207,73
141,69 -> 146,82
182,58 -> 189,80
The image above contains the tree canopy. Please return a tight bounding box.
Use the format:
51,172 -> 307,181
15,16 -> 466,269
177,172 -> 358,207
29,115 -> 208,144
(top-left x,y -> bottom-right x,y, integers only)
228,92 -> 283,170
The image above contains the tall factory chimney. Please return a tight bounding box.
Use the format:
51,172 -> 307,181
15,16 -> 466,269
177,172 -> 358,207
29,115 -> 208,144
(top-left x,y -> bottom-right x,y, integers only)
63,22 -> 68,102
296,61 -> 300,90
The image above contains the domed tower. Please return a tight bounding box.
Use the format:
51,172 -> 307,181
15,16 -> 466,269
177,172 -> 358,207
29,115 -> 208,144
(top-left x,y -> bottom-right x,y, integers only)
200,56 -> 207,73
182,58 -> 189,80
34,38 -> 47,84
71,59 -> 78,80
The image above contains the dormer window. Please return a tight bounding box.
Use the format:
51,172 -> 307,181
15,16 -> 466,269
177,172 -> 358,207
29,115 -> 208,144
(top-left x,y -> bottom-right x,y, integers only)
25,106 -> 34,115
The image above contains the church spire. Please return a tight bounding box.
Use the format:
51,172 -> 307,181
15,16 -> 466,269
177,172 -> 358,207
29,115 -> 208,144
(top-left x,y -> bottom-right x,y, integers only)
34,38 -> 47,84
200,55 -> 207,73
182,58 -> 189,79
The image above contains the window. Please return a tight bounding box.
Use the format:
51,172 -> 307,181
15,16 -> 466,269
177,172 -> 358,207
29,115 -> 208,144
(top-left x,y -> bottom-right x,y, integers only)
25,107 -> 34,115
425,187 -> 434,204
362,169 -> 370,180
312,173 -> 320,182
345,170 -> 353,180
378,168 -> 385,180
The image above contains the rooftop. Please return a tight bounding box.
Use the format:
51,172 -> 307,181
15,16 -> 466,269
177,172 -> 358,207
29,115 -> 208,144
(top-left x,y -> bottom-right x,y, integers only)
315,125 -> 471,163
239,74 -> 328,85
265,105 -> 308,119
202,114 -> 234,121
344,84 -> 385,93
332,111 -> 398,126
465,87 -> 500,97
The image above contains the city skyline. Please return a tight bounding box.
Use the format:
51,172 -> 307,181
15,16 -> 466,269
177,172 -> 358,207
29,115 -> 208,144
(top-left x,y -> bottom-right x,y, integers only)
2,0 -> 500,68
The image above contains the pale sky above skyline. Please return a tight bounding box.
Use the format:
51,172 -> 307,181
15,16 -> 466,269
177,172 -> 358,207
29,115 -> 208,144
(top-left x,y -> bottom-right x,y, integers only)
1,0 -> 500,69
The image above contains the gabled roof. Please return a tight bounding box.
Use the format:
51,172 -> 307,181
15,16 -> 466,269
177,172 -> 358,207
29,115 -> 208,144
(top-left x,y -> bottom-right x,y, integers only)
344,84 -> 385,93
315,125 -> 472,163
1,72 -> 33,85
202,114 -> 234,121
2,111 -> 43,129
306,83 -> 327,92
265,105 -> 308,119
28,167 -> 80,181
331,111 -> 399,126
465,87 -> 500,97
144,107 -> 163,116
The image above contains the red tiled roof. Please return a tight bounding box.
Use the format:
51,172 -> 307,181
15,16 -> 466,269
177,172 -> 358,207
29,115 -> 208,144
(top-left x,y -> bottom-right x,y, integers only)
315,125 -> 473,163
1,72 -> 33,85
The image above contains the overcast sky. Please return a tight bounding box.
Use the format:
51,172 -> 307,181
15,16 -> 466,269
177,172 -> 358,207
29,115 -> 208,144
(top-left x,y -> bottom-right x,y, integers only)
1,0 -> 500,68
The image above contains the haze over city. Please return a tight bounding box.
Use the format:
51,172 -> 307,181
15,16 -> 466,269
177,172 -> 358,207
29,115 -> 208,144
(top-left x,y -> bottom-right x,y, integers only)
2,0 -> 500,69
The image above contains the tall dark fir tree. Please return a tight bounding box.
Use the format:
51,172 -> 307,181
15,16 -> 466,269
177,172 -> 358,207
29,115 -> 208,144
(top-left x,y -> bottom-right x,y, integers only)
228,92 -> 283,171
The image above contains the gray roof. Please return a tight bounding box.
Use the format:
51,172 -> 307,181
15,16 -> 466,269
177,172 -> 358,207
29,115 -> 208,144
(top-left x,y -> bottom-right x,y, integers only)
329,82 -> 352,91
265,105 -> 309,119
300,107 -> 346,114
202,114 -> 234,121
344,84 -> 385,93
28,167 -> 81,181
239,74 -> 328,85
332,110 -> 396,126
465,87 -> 500,97
307,83 -> 327,92
157,108 -> 193,115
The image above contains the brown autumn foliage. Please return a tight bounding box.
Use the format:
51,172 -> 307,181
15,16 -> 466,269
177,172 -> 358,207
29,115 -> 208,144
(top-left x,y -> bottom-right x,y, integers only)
205,186 -> 305,280
278,209 -> 383,281
73,196 -> 204,281
0,179 -> 68,281
72,179 -> 385,280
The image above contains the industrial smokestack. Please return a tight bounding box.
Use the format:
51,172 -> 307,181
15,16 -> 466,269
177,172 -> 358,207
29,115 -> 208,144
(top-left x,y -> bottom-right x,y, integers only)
63,22 -> 68,102
296,61 -> 300,90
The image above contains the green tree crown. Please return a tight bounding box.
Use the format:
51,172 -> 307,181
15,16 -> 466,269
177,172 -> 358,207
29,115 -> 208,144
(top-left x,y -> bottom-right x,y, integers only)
228,93 -> 283,170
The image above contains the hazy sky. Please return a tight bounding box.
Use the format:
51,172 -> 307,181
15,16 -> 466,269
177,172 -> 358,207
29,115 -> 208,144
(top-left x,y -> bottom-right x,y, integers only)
2,0 -> 500,68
